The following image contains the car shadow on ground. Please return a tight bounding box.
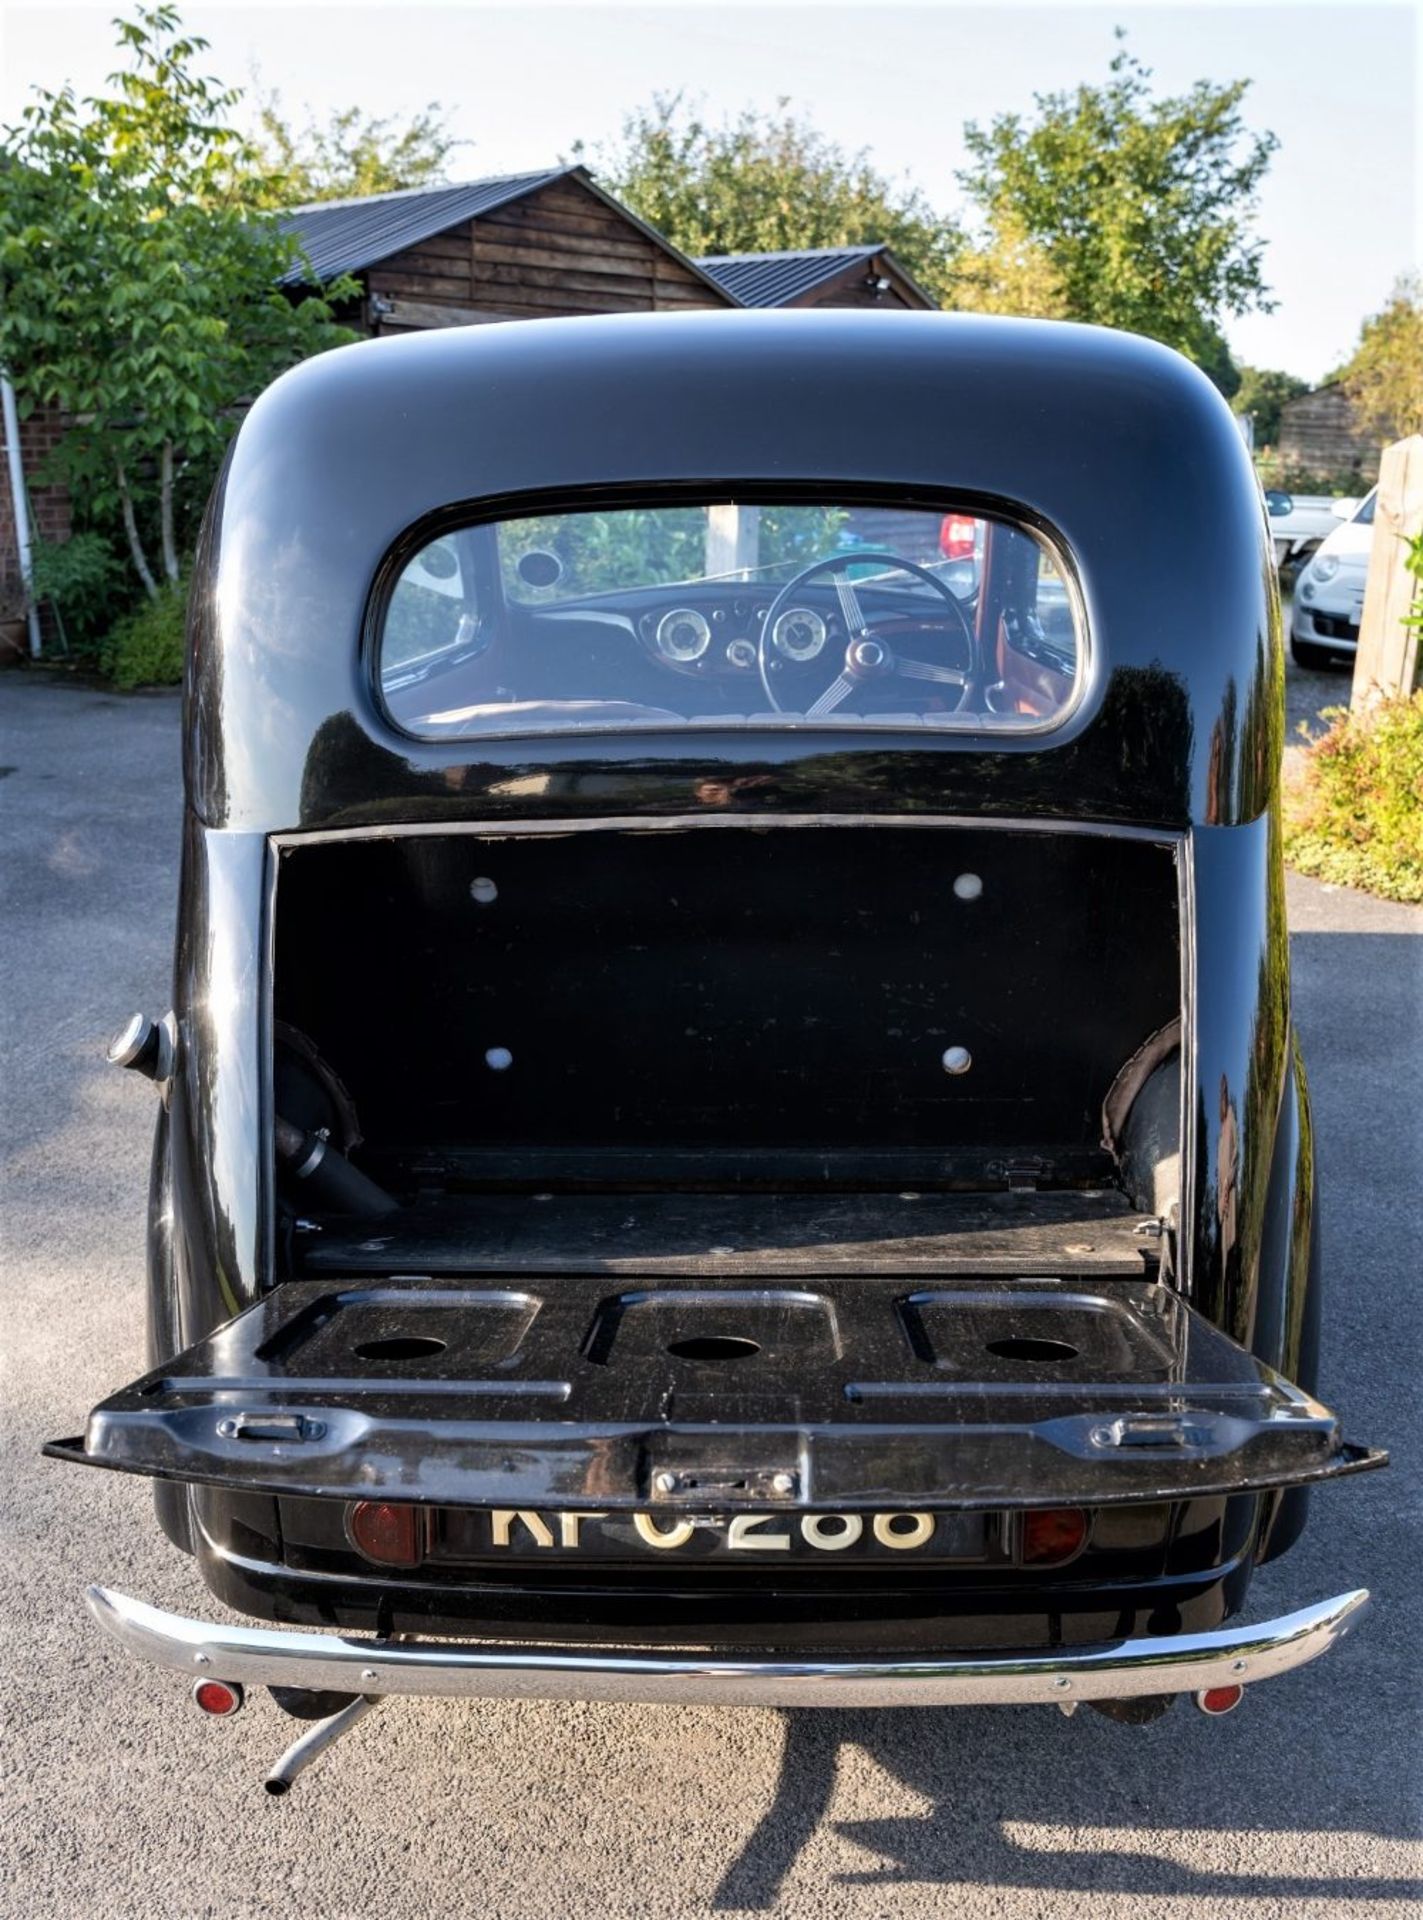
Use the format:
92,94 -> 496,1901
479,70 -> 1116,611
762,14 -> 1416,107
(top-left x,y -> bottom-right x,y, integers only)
711,1705 -> 1418,1908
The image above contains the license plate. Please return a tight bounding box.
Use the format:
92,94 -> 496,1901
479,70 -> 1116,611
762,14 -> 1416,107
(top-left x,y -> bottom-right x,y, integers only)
433,1508 -> 995,1563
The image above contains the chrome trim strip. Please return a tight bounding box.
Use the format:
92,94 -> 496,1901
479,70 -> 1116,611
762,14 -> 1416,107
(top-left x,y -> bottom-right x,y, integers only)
86,1585 -> 1368,1709
269,813 -> 1185,851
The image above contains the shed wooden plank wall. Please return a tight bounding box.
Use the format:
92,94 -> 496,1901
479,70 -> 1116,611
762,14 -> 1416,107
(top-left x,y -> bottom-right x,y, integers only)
805,282 -> 914,309
1278,388 -> 1380,481
799,264 -> 918,311
367,178 -> 729,331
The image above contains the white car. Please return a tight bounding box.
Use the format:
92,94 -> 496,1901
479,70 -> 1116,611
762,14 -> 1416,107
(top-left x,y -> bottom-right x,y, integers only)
1289,490 -> 1375,670
1265,490 -> 1361,574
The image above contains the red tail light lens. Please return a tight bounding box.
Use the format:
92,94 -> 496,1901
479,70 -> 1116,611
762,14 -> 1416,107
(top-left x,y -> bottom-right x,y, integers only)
1020,1507 -> 1088,1565
1196,1684 -> 1245,1716
939,513 -> 978,561
346,1500 -> 426,1567
192,1679 -> 244,1716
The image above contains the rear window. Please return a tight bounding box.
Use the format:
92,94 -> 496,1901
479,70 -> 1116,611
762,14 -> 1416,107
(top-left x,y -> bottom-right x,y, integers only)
377,498 -> 1083,738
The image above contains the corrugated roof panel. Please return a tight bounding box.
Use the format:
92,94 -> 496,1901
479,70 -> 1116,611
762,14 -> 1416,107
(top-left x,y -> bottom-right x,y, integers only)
279,169 -> 571,284
695,246 -> 881,307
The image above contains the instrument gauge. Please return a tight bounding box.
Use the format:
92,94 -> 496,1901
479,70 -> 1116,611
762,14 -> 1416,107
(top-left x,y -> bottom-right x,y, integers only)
771,606 -> 828,663
654,607 -> 712,664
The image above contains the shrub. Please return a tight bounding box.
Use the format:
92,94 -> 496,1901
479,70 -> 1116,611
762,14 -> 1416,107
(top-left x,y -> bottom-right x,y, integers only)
30,533 -> 127,653
99,579 -> 189,689
1283,694 -> 1423,904
1253,454 -> 1373,497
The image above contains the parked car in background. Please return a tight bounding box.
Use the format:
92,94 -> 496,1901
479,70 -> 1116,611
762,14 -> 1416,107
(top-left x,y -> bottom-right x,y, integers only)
1290,489 -> 1377,669
1265,490 -> 1362,575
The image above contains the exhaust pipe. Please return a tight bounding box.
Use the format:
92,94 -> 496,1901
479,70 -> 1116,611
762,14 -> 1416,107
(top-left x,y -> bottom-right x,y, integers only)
264,1694 -> 384,1796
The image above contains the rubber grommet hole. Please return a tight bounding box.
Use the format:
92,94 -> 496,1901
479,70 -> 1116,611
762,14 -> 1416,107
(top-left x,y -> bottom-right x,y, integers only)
667,1335 -> 761,1362
354,1335 -> 448,1361
986,1336 -> 1079,1363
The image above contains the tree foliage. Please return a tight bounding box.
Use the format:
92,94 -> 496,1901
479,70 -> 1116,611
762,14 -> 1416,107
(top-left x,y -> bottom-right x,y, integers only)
1340,273 -> 1423,446
248,93 -> 464,206
1233,365 -> 1308,447
958,36 -> 1276,374
947,210 -> 1067,321
586,95 -> 963,302
0,4 -> 356,597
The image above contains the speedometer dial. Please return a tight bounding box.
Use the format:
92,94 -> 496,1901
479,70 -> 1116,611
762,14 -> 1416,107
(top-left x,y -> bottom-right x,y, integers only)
655,607 -> 712,663
771,606 -> 828,663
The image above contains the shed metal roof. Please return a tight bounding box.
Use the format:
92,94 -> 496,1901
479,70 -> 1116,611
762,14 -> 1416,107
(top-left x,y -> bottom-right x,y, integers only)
279,167 -> 738,305
695,245 -> 887,308
279,169 -> 569,283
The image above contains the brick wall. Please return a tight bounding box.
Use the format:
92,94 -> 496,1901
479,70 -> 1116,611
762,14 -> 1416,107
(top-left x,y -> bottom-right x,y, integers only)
0,401 -> 72,597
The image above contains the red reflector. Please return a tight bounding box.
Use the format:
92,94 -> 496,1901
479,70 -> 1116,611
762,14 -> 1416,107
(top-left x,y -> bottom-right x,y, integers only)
1020,1508 -> 1088,1565
1197,1684 -> 1245,1716
192,1679 -> 243,1716
347,1499 -> 425,1567
939,513 -> 977,560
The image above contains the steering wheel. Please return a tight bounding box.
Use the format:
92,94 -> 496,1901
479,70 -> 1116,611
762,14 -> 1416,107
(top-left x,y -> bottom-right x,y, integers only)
757,550 -> 975,716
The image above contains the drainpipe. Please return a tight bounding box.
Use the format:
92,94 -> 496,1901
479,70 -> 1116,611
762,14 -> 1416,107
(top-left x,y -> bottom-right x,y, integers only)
1,372 -> 43,658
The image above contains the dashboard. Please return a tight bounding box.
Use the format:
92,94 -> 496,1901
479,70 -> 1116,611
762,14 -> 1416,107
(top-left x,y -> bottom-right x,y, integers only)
533,575 -> 974,685
379,564 -> 1075,735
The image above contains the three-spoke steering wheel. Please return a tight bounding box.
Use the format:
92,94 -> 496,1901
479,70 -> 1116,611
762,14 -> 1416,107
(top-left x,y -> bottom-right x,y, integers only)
757,550 -> 975,716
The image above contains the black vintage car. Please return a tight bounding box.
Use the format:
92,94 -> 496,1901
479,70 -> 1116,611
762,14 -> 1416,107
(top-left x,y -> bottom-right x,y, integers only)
50,310 -> 1384,1793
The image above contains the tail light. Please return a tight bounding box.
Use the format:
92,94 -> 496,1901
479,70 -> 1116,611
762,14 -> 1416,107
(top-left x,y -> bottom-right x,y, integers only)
346,1499 -> 427,1567
1020,1507 -> 1089,1565
192,1678 -> 244,1716
1194,1684 -> 1245,1716
939,513 -> 977,561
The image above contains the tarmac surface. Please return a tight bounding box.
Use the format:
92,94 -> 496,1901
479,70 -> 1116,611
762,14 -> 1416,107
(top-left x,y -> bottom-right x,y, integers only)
2,674 -> 1419,1920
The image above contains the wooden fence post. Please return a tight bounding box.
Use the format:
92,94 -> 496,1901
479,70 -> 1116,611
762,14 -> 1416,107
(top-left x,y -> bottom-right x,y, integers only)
1351,433 -> 1423,711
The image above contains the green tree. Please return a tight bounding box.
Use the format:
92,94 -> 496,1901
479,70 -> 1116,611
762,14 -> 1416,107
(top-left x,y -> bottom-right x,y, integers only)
0,4 -> 356,598
249,93 -> 464,206
1233,365 -> 1308,447
586,95 -> 963,303
958,35 -> 1277,381
1340,273 -> 1423,445
948,210 -> 1068,321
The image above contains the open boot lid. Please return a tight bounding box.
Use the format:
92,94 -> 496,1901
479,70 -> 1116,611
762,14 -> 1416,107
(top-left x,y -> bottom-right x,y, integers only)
47,1272 -> 1384,1510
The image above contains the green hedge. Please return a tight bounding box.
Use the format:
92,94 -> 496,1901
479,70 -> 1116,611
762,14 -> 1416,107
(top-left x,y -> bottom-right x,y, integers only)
1284,693 -> 1423,904
99,580 -> 188,688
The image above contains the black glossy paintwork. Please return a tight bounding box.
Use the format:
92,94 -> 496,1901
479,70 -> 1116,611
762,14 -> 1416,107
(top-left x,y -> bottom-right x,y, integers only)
180,1480 -> 1263,1651
185,312 -> 1278,836
52,310 -> 1384,1656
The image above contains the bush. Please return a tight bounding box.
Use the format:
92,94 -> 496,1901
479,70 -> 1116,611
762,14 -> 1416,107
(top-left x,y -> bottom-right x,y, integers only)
1284,694 -> 1423,903
99,579 -> 189,688
1254,454 -> 1375,497
30,533 -> 128,653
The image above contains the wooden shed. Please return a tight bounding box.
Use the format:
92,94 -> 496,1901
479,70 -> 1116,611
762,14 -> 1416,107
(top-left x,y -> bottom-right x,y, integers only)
694,244 -> 936,310
1278,383 -> 1380,482
280,166 -> 737,333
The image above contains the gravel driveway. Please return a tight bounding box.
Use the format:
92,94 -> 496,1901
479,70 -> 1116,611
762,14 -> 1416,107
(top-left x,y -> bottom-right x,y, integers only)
2,675 -> 1419,1920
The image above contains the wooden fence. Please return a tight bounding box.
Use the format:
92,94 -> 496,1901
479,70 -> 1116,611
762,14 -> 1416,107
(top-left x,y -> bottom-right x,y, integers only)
1351,434 -> 1423,710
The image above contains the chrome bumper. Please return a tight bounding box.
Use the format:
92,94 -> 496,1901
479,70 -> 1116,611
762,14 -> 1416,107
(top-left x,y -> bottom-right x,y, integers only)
87,1585 -> 1369,1709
